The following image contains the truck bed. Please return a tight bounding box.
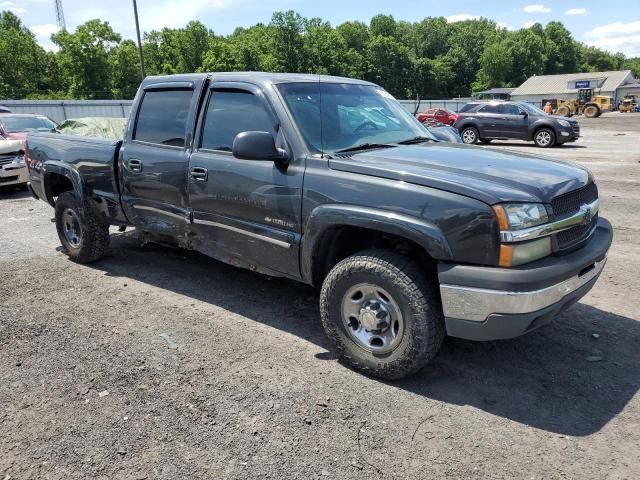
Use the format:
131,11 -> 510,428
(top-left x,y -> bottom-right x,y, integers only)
27,132 -> 124,221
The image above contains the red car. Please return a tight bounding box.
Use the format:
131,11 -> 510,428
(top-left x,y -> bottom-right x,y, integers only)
416,108 -> 457,126
0,113 -> 57,141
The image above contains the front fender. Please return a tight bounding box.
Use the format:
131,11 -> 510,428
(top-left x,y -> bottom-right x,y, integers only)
300,204 -> 453,284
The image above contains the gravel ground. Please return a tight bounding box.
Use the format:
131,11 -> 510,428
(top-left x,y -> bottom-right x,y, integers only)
1,112 -> 639,479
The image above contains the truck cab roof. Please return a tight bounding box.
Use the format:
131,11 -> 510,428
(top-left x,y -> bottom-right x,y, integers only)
141,72 -> 377,89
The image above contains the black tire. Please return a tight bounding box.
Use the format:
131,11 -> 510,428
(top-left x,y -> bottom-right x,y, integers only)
319,249 -> 445,380
479,139 -> 492,144
583,105 -> 600,118
55,191 -> 110,263
533,128 -> 556,148
557,106 -> 571,117
460,126 -> 479,144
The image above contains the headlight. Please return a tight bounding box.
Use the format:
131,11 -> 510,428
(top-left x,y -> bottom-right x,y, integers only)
557,120 -> 571,128
13,154 -> 25,166
493,203 -> 548,230
493,203 -> 551,267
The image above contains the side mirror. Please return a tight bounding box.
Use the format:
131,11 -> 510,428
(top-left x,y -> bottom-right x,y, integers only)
520,111 -> 528,117
232,131 -> 288,163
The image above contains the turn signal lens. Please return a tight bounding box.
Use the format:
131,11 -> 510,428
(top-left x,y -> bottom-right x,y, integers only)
499,244 -> 514,267
493,205 -> 510,230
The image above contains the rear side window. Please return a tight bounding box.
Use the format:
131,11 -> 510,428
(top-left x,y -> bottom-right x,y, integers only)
458,103 -> 478,113
134,89 -> 193,147
200,89 -> 274,152
479,104 -> 504,114
503,104 -> 521,115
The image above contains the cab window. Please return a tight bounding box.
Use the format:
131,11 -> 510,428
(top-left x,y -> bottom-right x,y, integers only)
200,89 -> 274,152
134,89 -> 193,147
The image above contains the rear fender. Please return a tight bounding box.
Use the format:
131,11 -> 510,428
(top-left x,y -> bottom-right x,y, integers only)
41,161 -> 86,207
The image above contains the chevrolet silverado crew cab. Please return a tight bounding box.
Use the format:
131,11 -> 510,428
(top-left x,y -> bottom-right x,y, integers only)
25,73 -> 612,379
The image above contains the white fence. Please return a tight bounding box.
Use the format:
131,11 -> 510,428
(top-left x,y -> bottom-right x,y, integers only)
1,97 -> 489,123
0,100 -> 133,124
399,99 -> 473,113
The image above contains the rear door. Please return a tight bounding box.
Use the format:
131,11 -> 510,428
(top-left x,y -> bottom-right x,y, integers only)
119,82 -> 200,236
187,81 -> 303,279
476,103 -> 505,137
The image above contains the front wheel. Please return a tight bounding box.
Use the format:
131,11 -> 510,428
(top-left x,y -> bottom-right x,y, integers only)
534,128 -> 556,148
583,105 -> 600,118
319,250 -> 445,380
55,191 -> 110,263
460,126 -> 479,144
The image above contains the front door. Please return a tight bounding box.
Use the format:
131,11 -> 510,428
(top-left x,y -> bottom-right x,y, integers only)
120,83 -> 199,236
500,103 -> 529,139
187,82 -> 304,279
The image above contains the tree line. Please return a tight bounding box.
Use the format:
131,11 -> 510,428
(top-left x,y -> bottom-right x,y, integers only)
1,9 -> 639,101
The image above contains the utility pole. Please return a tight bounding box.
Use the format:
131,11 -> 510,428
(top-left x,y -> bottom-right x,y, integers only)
54,0 -> 66,30
132,0 -> 146,80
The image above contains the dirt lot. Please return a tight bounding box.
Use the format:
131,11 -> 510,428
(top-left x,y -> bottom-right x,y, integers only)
1,113 -> 639,479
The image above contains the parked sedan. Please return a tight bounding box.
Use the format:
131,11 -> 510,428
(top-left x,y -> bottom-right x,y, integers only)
417,108 -> 457,126
454,101 -> 580,148
0,113 -> 57,141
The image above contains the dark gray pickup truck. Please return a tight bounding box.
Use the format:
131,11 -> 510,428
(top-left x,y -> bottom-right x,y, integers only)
26,73 -> 612,379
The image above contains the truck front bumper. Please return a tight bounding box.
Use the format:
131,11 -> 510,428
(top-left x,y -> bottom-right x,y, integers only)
438,217 -> 613,341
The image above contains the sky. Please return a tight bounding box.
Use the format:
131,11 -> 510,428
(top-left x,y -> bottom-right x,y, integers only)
3,0 -> 640,57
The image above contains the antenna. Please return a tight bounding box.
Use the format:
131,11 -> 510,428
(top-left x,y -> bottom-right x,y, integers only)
54,0 -> 66,30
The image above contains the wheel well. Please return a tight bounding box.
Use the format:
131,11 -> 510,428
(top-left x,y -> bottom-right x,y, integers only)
311,226 -> 436,287
532,124 -> 556,141
45,173 -> 74,204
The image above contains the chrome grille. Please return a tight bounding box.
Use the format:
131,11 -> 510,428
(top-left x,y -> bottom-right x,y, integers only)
551,182 -> 599,251
551,182 -> 598,219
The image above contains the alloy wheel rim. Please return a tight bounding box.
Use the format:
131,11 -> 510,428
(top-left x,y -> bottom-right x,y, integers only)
62,208 -> 82,248
537,131 -> 551,146
462,129 -> 476,143
341,283 -> 404,354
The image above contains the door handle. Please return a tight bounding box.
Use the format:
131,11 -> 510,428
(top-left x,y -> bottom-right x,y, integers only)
190,167 -> 208,182
127,158 -> 143,173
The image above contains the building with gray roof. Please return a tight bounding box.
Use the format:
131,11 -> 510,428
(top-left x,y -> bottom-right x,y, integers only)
511,70 -> 636,105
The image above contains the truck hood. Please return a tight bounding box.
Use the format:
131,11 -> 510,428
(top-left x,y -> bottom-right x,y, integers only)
328,143 -> 591,204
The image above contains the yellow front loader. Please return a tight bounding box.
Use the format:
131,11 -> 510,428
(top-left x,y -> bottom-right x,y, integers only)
556,88 -> 613,118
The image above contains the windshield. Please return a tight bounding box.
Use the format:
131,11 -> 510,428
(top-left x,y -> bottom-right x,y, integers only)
1,116 -> 57,133
277,82 -> 433,154
519,103 -> 547,116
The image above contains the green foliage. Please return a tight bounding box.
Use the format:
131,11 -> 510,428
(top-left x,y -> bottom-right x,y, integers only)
52,19 -> 121,99
0,11 -> 62,98
0,9 -> 634,100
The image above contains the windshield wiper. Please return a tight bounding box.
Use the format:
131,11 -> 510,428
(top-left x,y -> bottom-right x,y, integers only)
396,136 -> 438,145
333,143 -> 396,154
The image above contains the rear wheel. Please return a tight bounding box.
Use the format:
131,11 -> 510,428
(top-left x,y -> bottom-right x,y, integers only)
460,127 -> 479,144
319,250 -> 445,380
583,105 -> 600,118
533,128 -> 556,148
55,191 -> 110,263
